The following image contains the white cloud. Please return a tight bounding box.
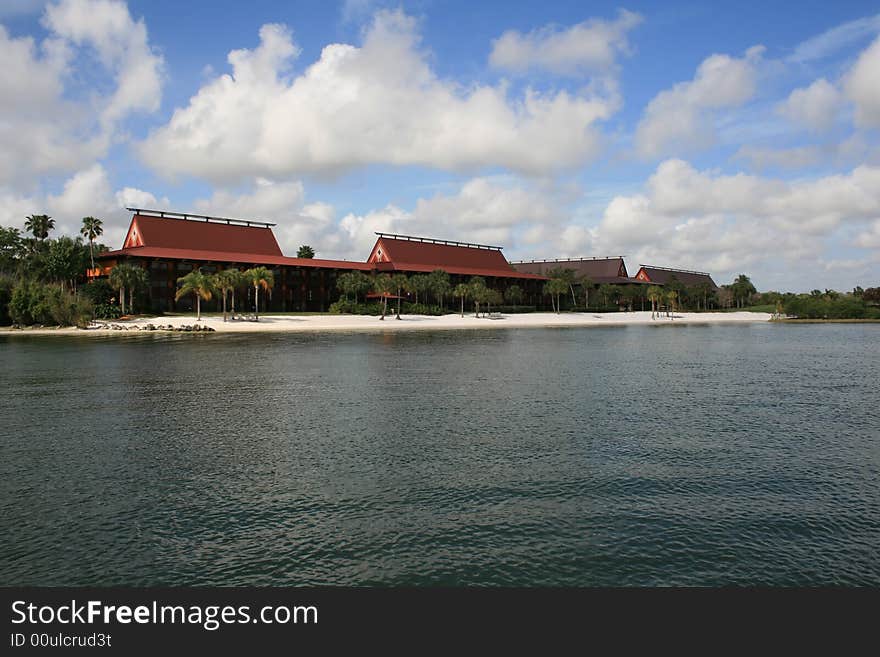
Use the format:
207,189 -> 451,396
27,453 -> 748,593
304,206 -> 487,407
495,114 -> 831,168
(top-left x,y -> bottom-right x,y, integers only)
777,78 -> 842,132
0,163 -> 152,248
634,46 -> 764,159
854,220 -> 880,249
844,35 -> 880,127
590,159 -> 880,287
733,145 -> 821,170
138,10 -> 617,182
787,14 -> 880,63
489,9 -> 642,76
0,0 -> 163,184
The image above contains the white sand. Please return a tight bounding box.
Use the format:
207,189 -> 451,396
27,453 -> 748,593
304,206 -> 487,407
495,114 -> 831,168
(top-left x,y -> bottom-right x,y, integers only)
2,311 -> 772,335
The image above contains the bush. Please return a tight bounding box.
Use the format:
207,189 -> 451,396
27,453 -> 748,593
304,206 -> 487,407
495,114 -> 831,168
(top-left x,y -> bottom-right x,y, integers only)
82,279 -> 115,306
784,294 -> 868,319
0,275 -> 12,325
328,299 -> 384,315
94,303 -> 121,319
402,303 -> 444,316
9,281 -> 93,327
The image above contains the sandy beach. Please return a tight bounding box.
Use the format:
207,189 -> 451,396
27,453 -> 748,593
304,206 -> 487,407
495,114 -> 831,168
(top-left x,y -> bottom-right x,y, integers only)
1,311 -> 772,335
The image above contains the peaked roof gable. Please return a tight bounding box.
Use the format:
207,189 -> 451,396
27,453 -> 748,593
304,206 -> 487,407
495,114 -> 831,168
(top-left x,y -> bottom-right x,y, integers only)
368,236 -> 519,274
635,266 -> 718,289
511,257 -> 631,283
122,214 -> 282,256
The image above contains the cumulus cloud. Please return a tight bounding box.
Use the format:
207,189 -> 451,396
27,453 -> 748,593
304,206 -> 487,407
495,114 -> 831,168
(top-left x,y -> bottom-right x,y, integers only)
590,159 -> 880,285
488,9 -> 642,76
0,0 -> 164,184
634,46 -> 764,160
777,78 -> 842,132
733,145 -> 822,170
0,163 -> 155,248
844,35 -> 880,127
854,221 -> 880,249
138,10 -> 618,182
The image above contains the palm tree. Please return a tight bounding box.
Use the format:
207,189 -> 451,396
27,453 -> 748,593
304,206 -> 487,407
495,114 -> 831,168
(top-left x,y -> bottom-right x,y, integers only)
110,262 -> 146,315
469,276 -> 487,317
297,245 -> 315,258
127,266 -> 148,314
453,283 -> 470,317
79,216 -> 103,270
543,279 -> 567,314
392,273 -> 408,319
665,289 -> 678,319
175,269 -> 214,321
212,270 -> 239,321
245,266 -> 275,321
578,275 -> 594,309
504,285 -> 523,306
647,286 -> 663,319
373,273 -> 394,320
225,268 -> 245,319
429,269 -> 451,308
25,214 -> 54,240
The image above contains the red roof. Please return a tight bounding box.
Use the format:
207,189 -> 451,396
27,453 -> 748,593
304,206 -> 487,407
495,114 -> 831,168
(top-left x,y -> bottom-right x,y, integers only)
123,213 -> 282,256
367,237 -> 544,280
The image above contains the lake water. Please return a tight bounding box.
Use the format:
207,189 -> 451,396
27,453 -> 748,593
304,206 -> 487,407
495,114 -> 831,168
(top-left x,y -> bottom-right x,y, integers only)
1,323 -> 878,586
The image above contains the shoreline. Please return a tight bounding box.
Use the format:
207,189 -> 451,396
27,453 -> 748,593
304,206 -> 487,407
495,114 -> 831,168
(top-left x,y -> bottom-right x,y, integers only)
0,311 -> 773,336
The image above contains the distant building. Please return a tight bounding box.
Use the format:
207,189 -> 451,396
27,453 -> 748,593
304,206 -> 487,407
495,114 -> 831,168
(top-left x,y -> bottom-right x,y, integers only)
633,265 -> 718,290
509,256 -> 639,285
95,209 -> 545,313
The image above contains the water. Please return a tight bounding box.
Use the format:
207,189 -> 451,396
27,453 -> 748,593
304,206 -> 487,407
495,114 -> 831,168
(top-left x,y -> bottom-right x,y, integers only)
1,323 -> 878,586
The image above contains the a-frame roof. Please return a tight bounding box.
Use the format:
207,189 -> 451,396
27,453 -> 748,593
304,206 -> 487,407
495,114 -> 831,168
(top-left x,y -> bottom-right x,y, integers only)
367,234 -> 544,279
510,257 -> 634,283
121,213 -> 283,256
635,265 -> 718,289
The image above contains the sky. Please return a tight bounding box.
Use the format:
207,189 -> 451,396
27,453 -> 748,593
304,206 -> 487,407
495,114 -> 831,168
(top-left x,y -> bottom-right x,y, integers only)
1,0 -> 879,291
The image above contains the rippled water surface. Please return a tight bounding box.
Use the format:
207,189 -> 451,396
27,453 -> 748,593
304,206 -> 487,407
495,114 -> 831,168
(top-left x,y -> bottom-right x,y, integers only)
1,323 -> 878,586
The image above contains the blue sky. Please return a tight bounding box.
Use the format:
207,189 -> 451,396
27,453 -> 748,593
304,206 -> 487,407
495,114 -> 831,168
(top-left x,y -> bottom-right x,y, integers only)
1,0 -> 879,291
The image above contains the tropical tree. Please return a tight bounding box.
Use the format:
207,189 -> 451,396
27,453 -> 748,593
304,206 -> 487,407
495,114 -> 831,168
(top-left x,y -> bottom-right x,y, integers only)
45,236 -> 89,292
429,269 -> 451,308
504,284 -> 523,306
665,289 -> 679,319
175,268 -> 214,321
337,271 -> 372,304
0,226 -> 23,274
109,262 -> 146,315
79,216 -> 103,270
647,286 -> 663,319
212,269 -> 239,321
225,268 -> 246,319
548,267 -> 578,308
297,245 -> 315,259
485,288 -> 503,316
373,273 -> 394,319
406,274 -> 431,305
25,214 -> 55,240
469,276 -> 488,317
453,282 -> 470,317
245,266 -> 275,320
598,283 -> 616,309
391,273 -> 408,319
730,274 -> 757,308
543,278 -> 567,314
578,275 -> 594,309
126,266 -> 148,314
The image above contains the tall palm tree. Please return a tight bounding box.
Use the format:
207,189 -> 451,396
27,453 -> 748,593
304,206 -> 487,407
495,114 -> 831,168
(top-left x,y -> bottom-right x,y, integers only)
175,269 -> 214,321
453,283 -> 470,317
245,266 -> 275,321
212,270 -> 238,322
579,275 -> 594,309
391,273 -> 408,319
665,289 -> 678,319
227,268 -> 245,319
373,273 -> 394,320
647,286 -> 663,319
25,214 -> 55,240
127,266 -> 148,314
79,216 -> 103,270
109,263 -> 134,315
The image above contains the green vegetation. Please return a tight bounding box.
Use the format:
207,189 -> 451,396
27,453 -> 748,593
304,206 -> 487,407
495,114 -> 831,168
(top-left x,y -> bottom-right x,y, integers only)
296,245 -> 315,259
1,215 -> 112,327
175,269 -> 214,321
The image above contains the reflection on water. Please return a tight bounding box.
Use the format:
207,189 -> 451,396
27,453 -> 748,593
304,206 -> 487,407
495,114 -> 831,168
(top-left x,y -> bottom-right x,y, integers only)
1,324 -> 878,585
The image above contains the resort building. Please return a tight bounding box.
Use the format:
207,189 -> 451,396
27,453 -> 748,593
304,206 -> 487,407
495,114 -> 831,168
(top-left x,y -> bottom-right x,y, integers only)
633,265 -> 718,290
95,209 -> 546,313
509,256 -> 641,285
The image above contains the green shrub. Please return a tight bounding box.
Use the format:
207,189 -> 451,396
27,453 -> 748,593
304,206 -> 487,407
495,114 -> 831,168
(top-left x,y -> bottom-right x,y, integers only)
93,303 -> 121,319
328,299 -> 384,315
0,275 -> 12,325
402,303 -> 444,316
9,281 -> 93,327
